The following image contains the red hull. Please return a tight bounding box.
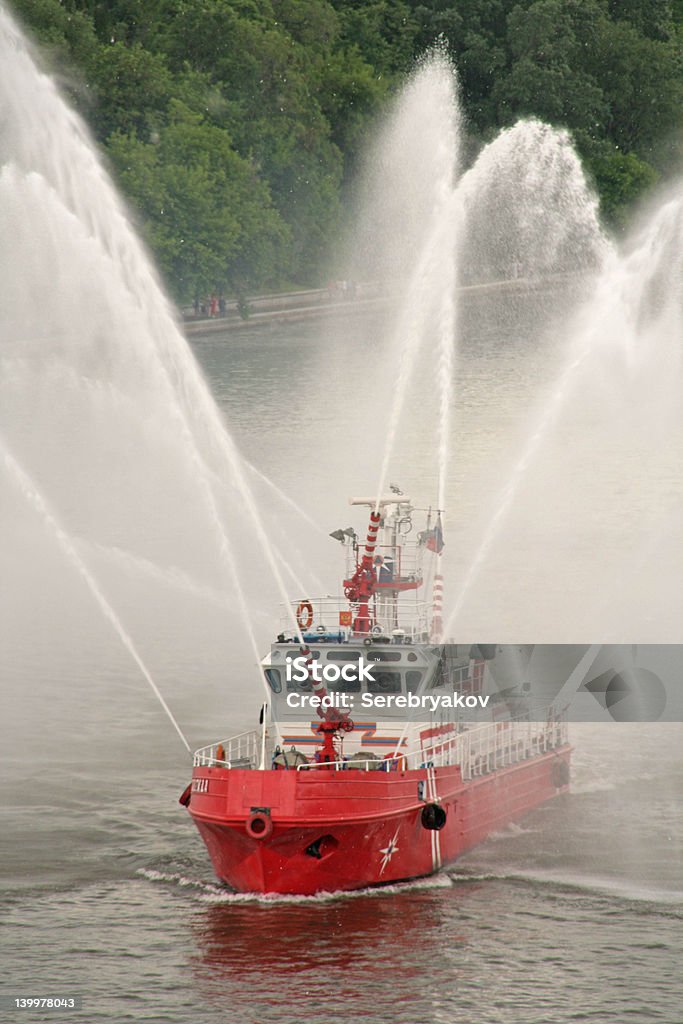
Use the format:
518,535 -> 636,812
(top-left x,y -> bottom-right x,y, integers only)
186,745 -> 571,895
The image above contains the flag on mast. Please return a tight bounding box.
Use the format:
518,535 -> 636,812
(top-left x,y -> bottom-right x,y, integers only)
423,513 -> 444,554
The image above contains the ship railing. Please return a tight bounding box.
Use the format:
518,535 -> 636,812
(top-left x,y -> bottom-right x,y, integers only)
343,541 -> 426,581
193,730 -> 260,769
280,596 -> 351,636
293,706 -> 569,776
295,756 -> 385,772
447,709 -> 569,781
280,595 -> 433,640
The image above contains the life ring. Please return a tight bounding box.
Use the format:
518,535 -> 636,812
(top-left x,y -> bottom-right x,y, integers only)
296,601 -> 314,630
245,811 -> 273,840
552,759 -> 570,788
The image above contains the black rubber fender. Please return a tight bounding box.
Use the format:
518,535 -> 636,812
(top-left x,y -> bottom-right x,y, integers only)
421,803 -> 447,831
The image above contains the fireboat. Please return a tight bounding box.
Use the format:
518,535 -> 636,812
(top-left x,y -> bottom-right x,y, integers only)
180,494 -> 571,895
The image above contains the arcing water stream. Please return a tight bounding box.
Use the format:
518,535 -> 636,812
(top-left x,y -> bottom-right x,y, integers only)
370,53 -> 461,509
1,435 -> 192,752
3,0 -> 683,772
352,58 -> 615,630
354,58 -> 683,641
0,3 -> 309,747
2,14 -> 682,1024
444,168 -> 683,636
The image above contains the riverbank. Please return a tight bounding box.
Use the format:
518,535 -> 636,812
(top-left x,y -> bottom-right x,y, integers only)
182,285 -> 380,336
183,274 -> 583,337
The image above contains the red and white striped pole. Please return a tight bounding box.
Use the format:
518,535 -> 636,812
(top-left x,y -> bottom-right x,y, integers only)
356,510 -> 381,634
361,511 -> 382,569
431,571 -> 444,642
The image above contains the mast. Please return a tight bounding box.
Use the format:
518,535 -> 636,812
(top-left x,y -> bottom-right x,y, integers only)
343,507 -> 382,634
428,512 -> 445,642
431,571 -> 444,641
342,495 -> 422,636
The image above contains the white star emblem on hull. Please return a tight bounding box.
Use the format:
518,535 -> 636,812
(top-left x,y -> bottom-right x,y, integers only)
379,828 -> 401,874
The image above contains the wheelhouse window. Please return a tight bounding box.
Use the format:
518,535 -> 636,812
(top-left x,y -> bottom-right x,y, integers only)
326,674 -> 361,693
264,668 -> 282,693
367,671 -> 402,694
287,675 -> 314,693
406,671 -> 423,693
285,649 -> 319,691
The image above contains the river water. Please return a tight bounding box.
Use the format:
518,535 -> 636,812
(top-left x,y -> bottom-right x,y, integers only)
2,304 -> 682,1023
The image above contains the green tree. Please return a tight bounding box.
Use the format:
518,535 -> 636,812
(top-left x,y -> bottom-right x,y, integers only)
492,1 -> 608,138
108,102 -> 290,301
10,0 -> 100,116
88,41 -> 173,138
13,0 -> 683,283
152,1 -> 349,279
607,0 -> 676,41
587,150 -> 658,227
331,0 -> 418,75
589,19 -> 683,155
410,1 -> 509,129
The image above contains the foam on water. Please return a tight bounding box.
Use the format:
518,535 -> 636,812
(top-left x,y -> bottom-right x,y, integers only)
137,867 -> 454,905
450,869 -> 683,908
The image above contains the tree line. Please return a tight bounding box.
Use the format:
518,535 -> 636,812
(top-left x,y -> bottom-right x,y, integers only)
11,0 -> 683,302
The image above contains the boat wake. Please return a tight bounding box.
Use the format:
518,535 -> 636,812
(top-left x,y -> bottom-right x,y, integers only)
486,821 -> 541,841
572,760 -> 663,795
448,868 -> 683,908
137,867 -> 224,895
137,866 -> 454,905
